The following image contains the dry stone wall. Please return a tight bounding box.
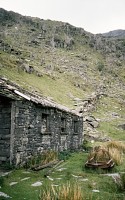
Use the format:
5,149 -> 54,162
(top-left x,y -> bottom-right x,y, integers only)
9,99 -> 83,165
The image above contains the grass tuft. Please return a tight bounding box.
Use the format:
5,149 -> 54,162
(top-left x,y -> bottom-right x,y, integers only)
25,150 -> 58,168
39,181 -> 83,200
105,141 -> 125,165
105,141 -> 125,153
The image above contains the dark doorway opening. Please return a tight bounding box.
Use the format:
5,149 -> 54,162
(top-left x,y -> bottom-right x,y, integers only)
0,96 -> 11,165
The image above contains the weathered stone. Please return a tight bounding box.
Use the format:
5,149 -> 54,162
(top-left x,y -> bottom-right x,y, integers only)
0,157 -> 7,161
21,64 -> 34,74
84,116 -> 99,128
0,85 -> 83,166
118,124 -> 125,130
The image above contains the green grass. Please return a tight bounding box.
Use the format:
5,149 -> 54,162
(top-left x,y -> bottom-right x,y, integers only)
92,95 -> 125,140
0,170 -> 41,200
1,152 -> 125,200
97,120 -> 125,140
0,59 -> 86,108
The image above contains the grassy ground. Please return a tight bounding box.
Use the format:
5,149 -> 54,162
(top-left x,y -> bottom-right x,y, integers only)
1,152 -> 125,200
1,11 -> 125,199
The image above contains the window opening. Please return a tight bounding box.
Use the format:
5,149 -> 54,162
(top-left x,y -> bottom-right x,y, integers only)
61,117 -> 66,133
74,120 -> 78,133
41,113 -> 48,133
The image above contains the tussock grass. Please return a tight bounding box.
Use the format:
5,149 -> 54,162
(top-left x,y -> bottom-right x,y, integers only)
104,141 -> 125,165
89,141 -> 125,166
108,148 -> 123,165
40,182 -> 83,200
40,150 -> 58,165
88,147 -> 111,162
105,141 -> 125,153
26,150 -> 58,168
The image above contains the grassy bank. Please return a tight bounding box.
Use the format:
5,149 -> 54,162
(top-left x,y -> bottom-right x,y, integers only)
0,152 -> 125,200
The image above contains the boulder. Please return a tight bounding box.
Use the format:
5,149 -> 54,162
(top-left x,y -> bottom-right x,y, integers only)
84,116 -> 99,128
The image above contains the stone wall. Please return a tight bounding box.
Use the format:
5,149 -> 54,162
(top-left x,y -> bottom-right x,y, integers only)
11,100 -> 83,165
0,96 -> 11,165
0,97 -> 83,166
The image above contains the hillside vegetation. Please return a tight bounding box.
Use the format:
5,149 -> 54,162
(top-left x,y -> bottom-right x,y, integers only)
1,8 -> 125,200
0,8 -> 125,141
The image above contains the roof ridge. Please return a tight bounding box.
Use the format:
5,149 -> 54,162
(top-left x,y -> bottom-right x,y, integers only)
0,77 -> 81,116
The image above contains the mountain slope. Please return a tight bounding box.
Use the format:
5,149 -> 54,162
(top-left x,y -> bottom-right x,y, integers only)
102,29 -> 125,38
0,8 -> 125,140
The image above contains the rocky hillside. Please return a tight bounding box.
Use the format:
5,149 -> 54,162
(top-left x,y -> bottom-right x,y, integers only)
102,29 -> 125,38
0,8 -> 125,141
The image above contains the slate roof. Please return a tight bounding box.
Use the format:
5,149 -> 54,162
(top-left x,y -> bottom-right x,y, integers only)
0,77 -> 82,116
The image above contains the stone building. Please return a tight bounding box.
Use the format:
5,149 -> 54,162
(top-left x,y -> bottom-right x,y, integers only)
0,78 -> 83,166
